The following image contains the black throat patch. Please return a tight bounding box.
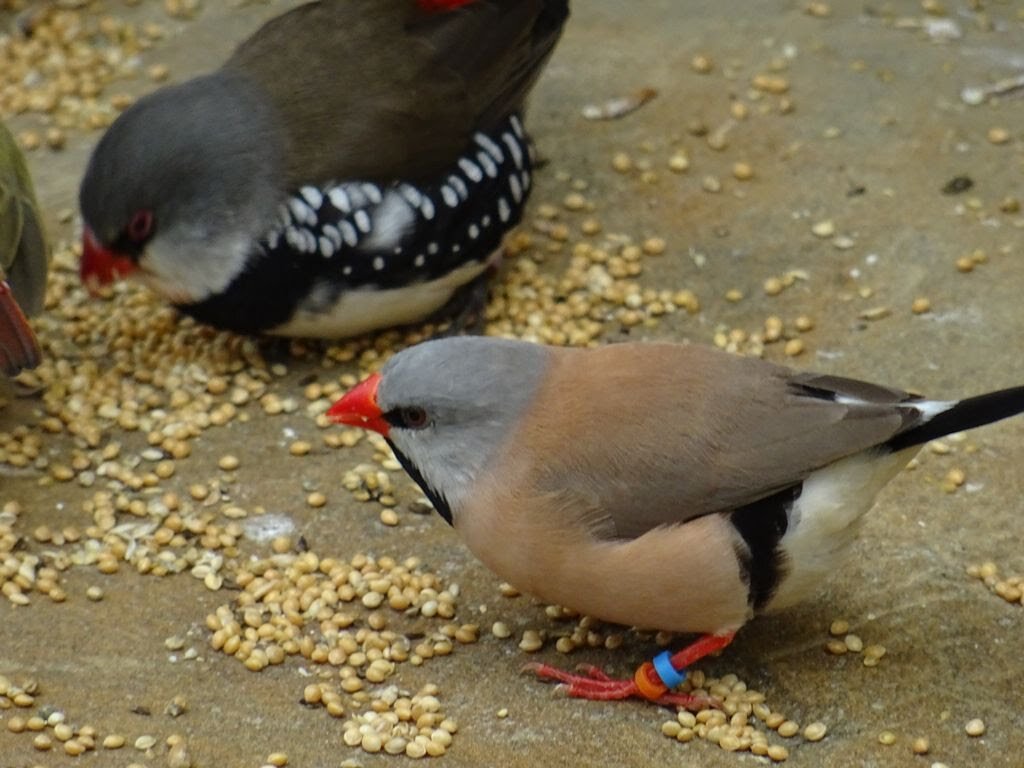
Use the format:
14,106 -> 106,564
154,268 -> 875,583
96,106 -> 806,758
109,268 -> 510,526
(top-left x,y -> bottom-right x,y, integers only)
386,440 -> 453,527
729,484 -> 801,612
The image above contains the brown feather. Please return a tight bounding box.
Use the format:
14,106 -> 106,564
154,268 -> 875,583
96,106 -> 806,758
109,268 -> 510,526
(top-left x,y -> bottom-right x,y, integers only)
225,0 -> 567,185
459,454 -> 751,633
498,343 -> 918,540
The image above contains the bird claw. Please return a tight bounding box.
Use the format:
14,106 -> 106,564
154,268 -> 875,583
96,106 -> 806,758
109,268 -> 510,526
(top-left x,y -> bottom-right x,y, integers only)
525,660 -> 708,708
573,663 -> 613,681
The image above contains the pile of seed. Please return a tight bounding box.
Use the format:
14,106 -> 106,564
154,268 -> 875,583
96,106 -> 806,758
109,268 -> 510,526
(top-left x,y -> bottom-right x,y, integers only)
488,594 -> 827,763
967,561 -> 1023,605
338,684 -> 457,758
1,675 -> 188,761
0,673 -> 37,711
481,223 -> 702,346
658,673 -> 828,762
0,500 -> 65,606
822,619 -> 887,667
204,549 -> 476,757
0,3 -> 171,150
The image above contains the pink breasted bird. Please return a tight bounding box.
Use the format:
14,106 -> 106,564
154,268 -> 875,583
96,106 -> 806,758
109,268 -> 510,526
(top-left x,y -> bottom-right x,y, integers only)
78,0 -> 568,337
329,336 -> 1024,706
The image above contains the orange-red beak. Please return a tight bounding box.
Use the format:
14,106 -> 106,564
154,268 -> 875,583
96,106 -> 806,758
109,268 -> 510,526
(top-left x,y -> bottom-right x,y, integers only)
81,226 -> 137,291
327,373 -> 390,436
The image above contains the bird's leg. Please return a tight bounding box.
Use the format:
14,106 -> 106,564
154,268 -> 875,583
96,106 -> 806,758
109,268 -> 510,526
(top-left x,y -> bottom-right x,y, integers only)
524,632 -> 735,709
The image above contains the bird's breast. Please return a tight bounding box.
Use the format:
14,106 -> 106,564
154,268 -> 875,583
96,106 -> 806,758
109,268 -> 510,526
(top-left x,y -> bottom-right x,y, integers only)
457,477 -> 752,635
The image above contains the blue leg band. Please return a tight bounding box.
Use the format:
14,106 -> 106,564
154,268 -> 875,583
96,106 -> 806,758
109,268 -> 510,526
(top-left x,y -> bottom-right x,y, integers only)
652,650 -> 687,690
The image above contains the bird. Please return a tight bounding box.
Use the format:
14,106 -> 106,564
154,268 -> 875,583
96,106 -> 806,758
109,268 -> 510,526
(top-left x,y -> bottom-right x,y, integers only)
328,336 -> 1024,707
0,122 -> 46,377
78,0 -> 569,338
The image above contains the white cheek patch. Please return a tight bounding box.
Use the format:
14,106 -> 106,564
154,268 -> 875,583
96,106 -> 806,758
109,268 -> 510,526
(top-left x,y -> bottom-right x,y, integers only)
140,228 -> 253,303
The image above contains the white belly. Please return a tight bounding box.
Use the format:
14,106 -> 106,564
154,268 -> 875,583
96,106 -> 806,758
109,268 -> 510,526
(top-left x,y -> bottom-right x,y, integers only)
766,447 -> 918,611
269,260 -> 489,338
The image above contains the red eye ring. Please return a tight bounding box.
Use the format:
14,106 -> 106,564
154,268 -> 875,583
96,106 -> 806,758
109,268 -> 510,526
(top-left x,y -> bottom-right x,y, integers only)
127,209 -> 154,243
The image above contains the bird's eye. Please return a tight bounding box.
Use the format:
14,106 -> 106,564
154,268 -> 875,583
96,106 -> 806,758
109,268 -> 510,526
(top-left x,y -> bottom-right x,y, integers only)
126,209 -> 154,243
400,406 -> 429,430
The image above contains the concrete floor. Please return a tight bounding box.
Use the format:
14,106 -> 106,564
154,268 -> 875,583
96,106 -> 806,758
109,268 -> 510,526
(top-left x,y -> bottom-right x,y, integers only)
2,1 -> 1024,766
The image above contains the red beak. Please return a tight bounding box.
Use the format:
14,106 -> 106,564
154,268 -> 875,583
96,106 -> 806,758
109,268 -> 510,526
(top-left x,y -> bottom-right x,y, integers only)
327,373 -> 390,436
81,226 -> 137,291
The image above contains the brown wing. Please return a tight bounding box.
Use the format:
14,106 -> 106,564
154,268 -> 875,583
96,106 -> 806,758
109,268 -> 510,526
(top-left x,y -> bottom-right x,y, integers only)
0,122 -> 47,315
225,0 -> 568,185
513,344 -> 921,540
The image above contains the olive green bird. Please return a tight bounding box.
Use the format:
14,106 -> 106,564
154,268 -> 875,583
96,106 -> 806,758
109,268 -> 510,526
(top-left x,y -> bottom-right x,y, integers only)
0,122 -> 47,376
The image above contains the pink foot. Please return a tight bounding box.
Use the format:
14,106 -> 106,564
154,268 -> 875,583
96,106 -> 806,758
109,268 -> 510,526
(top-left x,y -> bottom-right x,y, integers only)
523,632 -> 735,710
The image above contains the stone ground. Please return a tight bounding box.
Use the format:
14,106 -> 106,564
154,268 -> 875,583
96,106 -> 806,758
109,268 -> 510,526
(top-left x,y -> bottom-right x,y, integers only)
2,1 -> 1023,767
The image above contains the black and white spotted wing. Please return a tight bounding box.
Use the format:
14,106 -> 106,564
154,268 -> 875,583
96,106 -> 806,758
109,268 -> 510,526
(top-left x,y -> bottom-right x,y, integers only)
180,114 -> 534,334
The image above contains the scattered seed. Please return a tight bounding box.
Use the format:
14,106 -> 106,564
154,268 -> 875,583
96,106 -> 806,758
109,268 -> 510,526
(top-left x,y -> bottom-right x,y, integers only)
752,74 -> 790,94
859,306 -> 891,321
103,734 -> 126,749
825,639 -> 848,655
784,339 -> 805,357
955,256 -> 975,273
668,153 -> 690,173
270,536 -> 293,554
518,630 -> 544,652
803,722 -> 827,742
811,220 -> 836,238
767,744 -> 789,761
829,619 -> 849,636
733,161 -> 754,181
778,720 -> 800,738
582,88 -> 657,121
965,718 -> 985,737
642,237 -> 666,256
691,53 -> 713,74
33,733 -> 52,750
218,455 -> 240,471
611,152 -> 633,173
912,297 -> 932,314
987,127 -> 1011,145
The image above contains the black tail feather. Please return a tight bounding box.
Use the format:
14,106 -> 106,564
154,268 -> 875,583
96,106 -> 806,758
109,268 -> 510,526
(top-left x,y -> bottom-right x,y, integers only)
886,385 -> 1024,452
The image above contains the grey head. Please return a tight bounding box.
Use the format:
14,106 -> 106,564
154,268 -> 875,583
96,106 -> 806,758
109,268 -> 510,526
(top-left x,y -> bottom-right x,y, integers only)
377,336 -> 551,523
79,71 -> 285,303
